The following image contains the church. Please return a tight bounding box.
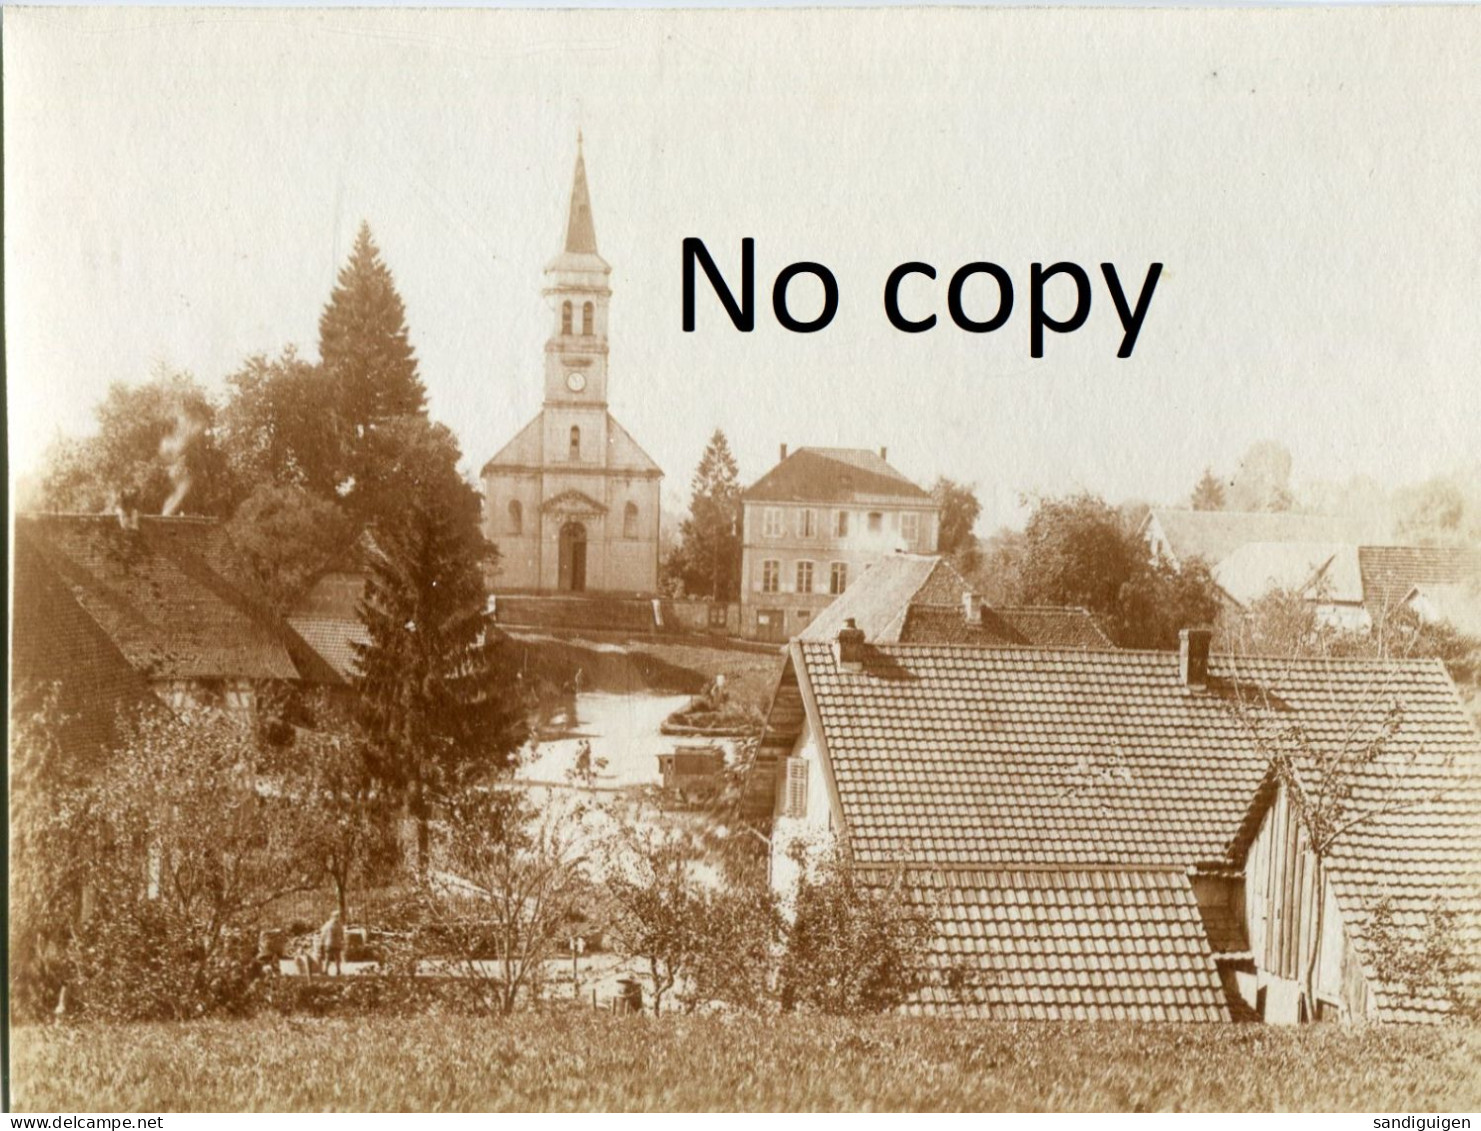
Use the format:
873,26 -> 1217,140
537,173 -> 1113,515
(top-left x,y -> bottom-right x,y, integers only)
480,140 -> 663,594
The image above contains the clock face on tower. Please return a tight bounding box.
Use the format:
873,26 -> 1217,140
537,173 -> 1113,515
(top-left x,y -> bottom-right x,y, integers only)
565,371 -> 587,393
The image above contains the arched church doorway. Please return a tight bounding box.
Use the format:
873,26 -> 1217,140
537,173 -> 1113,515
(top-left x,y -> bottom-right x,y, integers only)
558,521 -> 587,592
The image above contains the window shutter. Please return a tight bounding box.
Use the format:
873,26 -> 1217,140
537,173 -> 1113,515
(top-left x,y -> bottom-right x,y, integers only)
783,757 -> 809,818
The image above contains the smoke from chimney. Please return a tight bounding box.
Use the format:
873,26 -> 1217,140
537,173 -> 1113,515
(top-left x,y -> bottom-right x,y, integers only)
159,406 -> 205,516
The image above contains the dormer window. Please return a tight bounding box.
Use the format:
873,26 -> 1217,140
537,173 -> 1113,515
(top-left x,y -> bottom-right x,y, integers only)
582,301 -> 594,336
569,426 -> 581,461
561,301 -> 573,336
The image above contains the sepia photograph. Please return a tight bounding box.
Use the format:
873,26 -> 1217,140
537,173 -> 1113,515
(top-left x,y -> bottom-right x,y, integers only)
5,5 -> 1481,1114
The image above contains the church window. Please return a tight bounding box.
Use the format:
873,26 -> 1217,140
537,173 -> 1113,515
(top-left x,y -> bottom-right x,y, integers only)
624,501 -> 639,538
562,301 -> 573,336
835,510 -> 850,538
569,426 -> 581,460
796,560 -> 814,594
582,301 -> 594,336
830,562 -> 849,595
507,499 -> 523,535
762,560 -> 780,594
763,508 -> 784,538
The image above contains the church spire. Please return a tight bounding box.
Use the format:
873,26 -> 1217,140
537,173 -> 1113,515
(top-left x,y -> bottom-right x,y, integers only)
563,132 -> 599,255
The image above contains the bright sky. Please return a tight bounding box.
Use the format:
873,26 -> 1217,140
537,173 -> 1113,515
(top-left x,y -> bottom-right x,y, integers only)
6,7 -> 1479,530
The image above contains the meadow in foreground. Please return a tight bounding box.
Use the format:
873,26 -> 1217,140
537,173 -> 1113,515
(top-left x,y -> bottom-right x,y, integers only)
11,1014 -> 1481,1112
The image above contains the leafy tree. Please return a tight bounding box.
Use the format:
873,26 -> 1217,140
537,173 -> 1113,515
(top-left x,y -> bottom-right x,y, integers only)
404,788 -> 593,1015
779,852 -> 935,1015
352,418 -> 528,862
668,430 -> 742,601
1190,466 -> 1227,511
8,688 -> 98,1020
224,484 -> 354,613
284,718 -> 399,925
70,709 -> 312,1020
318,222 -> 428,512
1227,440 -> 1295,513
1016,492 -> 1222,649
683,879 -> 784,1013
931,476 -> 983,571
220,346 -> 345,498
603,825 -> 703,1015
38,366 -> 236,517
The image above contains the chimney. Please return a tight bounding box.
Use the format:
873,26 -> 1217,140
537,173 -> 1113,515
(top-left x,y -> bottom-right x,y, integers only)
1179,627 -> 1212,689
962,592 -> 983,621
834,618 -> 867,672
780,443 -> 788,462
879,446 -> 888,461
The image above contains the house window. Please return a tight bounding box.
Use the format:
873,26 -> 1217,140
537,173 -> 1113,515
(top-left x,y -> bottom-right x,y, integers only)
799,508 -> 817,538
762,559 -> 781,593
582,301 -> 594,336
830,562 -> 848,595
763,508 -> 784,538
796,560 -> 815,594
569,426 -> 581,461
782,757 -> 809,818
867,512 -> 883,533
561,301 -> 573,336
624,502 -> 639,539
507,499 -> 523,535
835,510 -> 850,538
901,512 -> 920,543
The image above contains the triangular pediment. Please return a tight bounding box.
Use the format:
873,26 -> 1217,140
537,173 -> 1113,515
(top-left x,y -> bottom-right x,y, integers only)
540,489 -> 608,516
481,415 -> 543,476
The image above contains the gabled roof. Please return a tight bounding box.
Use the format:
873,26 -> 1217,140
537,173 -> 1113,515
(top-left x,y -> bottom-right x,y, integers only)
799,555 -> 949,643
786,642 -> 1475,872
901,868 -> 1230,1022
1146,508 -> 1373,568
1213,541 -> 1365,607
898,605 -> 1113,649
743,447 -> 930,505
10,534 -> 163,766
1223,710 -> 1481,1024
759,637 -> 1480,1023
480,412 -> 662,478
17,514 -> 339,685
798,554 -> 1111,649
1360,545 -> 1481,626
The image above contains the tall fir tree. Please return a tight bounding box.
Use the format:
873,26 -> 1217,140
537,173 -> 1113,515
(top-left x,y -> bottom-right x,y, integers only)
1190,466 -> 1227,511
319,222 -> 429,506
671,429 -> 742,601
351,418 -> 528,865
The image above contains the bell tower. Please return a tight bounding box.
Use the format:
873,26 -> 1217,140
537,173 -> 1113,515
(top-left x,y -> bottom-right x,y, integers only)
543,133 -> 611,408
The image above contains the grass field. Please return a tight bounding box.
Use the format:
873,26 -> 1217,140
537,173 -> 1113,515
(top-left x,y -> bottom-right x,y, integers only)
11,1014 -> 1481,1112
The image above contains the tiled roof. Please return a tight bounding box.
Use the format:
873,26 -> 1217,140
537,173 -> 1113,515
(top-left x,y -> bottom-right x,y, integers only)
287,617 -> 368,682
898,868 -> 1230,1022
799,555 -> 1112,649
1147,508 -> 1373,567
17,514 -> 338,685
799,555 -> 949,643
10,535 -> 162,764
793,642 -> 1475,872
1225,722 -> 1481,1024
743,448 -> 930,505
1359,545 -> 1481,625
899,605 -> 1113,649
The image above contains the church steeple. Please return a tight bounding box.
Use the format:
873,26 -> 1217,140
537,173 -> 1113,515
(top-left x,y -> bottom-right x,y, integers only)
564,132 -> 599,255
544,134 -> 612,408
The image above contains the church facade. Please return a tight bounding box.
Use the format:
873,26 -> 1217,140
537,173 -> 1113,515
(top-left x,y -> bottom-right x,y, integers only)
480,141 -> 663,594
